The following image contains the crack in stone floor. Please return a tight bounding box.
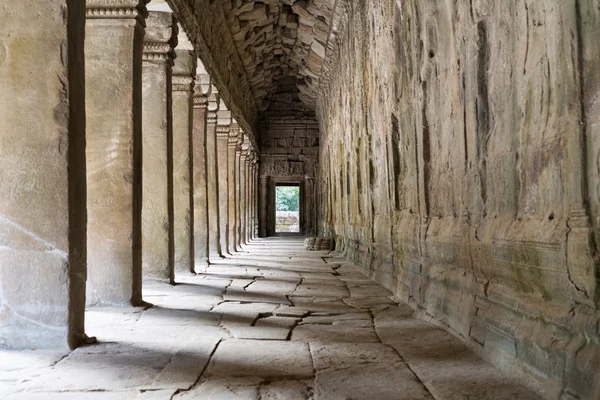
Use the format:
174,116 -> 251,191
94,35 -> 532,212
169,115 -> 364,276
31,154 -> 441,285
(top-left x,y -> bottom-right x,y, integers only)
0,238 -> 542,400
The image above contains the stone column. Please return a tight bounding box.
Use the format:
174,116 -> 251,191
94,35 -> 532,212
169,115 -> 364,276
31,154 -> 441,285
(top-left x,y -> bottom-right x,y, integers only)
216,106 -> 232,255
228,124 -> 241,253
259,175 -> 268,237
245,151 -> 254,244
141,12 -> 177,283
206,90 -> 223,260
253,161 -> 260,239
239,145 -> 249,247
0,0 -> 86,350
86,0 -> 148,306
249,160 -> 256,240
235,135 -> 245,250
172,47 -> 196,273
192,74 -> 210,268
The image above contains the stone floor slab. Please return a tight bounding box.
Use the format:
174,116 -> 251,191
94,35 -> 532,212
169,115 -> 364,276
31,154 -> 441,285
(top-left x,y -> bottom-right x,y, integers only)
0,238 -> 543,399
205,340 -> 313,379
310,343 -> 434,400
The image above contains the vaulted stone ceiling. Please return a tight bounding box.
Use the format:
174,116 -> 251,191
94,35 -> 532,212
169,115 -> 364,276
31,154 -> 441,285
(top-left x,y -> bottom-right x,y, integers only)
223,0 -> 335,112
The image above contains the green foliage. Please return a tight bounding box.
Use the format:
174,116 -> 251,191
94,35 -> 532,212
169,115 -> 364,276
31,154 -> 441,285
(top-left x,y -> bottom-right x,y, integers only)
276,186 -> 300,212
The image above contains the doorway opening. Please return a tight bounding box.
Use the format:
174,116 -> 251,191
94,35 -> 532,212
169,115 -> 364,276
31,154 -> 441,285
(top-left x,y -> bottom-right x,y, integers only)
275,183 -> 300,233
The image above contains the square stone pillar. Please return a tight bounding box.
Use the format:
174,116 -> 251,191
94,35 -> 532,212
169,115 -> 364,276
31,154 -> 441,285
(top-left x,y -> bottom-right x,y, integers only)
228,125 -> 241,253
86,0 -> 149,306
244,151 -> 254,244
235,135 -> 246,250
253,162 -> 260,239
249,161 -> 255,241
216,108 -> 231,256
0,0 -> 86,350
259,175 -> 268,237
239,147 -> 249,246
172,48 -> 196,273
192,75 -> 210,268
141,12 -> 177,283
206,91 -> 223,261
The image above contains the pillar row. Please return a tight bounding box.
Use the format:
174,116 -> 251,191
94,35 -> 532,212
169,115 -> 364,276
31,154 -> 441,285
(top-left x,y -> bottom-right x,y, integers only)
141,11 -> 177,283
172,48 -> 197,274
85,0 -> 149,306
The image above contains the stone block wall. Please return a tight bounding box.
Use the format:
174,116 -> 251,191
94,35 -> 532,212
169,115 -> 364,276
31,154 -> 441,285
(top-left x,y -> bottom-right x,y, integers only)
259,98 -> 319,236
317,1 -> 600,399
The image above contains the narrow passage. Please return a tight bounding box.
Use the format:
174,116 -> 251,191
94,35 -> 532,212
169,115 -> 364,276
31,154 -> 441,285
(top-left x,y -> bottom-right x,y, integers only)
0,238 -> 541,399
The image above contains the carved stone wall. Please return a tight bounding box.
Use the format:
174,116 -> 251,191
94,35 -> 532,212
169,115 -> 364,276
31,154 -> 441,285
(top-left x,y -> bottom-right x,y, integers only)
317,1 -> 600,399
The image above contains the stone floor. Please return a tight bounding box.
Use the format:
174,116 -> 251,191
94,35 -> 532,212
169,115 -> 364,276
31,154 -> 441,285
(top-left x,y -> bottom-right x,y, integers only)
0,238 -> 542,400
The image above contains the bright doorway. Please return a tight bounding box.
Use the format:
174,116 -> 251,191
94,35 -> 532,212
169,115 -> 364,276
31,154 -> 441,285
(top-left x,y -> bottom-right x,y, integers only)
275,183 -> 300,233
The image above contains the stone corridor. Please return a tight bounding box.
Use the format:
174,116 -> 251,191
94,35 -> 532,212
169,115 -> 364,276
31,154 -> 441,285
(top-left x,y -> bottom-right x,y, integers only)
1,238 -> 540,399
2,0 -> 600,398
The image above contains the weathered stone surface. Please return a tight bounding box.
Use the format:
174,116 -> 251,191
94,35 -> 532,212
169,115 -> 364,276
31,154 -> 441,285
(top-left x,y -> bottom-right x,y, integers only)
206,91 -> 223,260
0,0 -> 87,349
141,11 -> 177,282
216,112 -> 231,256
259,117 -> 319,237
85,0 -> 148,306
310,343 -> 434,400
1,238 -> 541,398
228,125 -> 241,253
172,48 -> 197,273
205,340 -> 313,379
374,305 -> 543,400
192,74 -> 210,268
316,1 -> 600,398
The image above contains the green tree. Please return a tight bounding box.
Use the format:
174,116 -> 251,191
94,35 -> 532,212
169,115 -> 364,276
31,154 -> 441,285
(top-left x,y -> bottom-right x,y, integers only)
276,186 -> 300,211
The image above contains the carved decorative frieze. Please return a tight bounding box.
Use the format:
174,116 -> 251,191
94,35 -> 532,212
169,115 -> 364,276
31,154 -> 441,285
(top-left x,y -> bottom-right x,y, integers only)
172,76 -> 194,92
143,42 -> 174,62
216,125 -> 230,137
193,94 -> 208,109
86,0 -> 150,21
206,112 -> 218,125
261,158 -> 305,177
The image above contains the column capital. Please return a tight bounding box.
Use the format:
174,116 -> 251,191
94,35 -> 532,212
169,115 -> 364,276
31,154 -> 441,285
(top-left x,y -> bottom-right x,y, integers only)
193,93 -> 208,109
173,49 -> 197,92
143,12 -> 178,65
173,76 -> 195,92
216,125 -> 230,138
86,0 -> 150,21
228,124 -> 241,147
207,112 -> 218,125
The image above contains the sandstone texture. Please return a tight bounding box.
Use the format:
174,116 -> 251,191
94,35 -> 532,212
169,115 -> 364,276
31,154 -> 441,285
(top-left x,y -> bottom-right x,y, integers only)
0,0 -> 86,349
141,11 -> 177,282
172,47 -> 196,273
0,239 -> 539,398
85,0 -> 147,306
316,1 -> 600,399
192,74 -> 210,268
